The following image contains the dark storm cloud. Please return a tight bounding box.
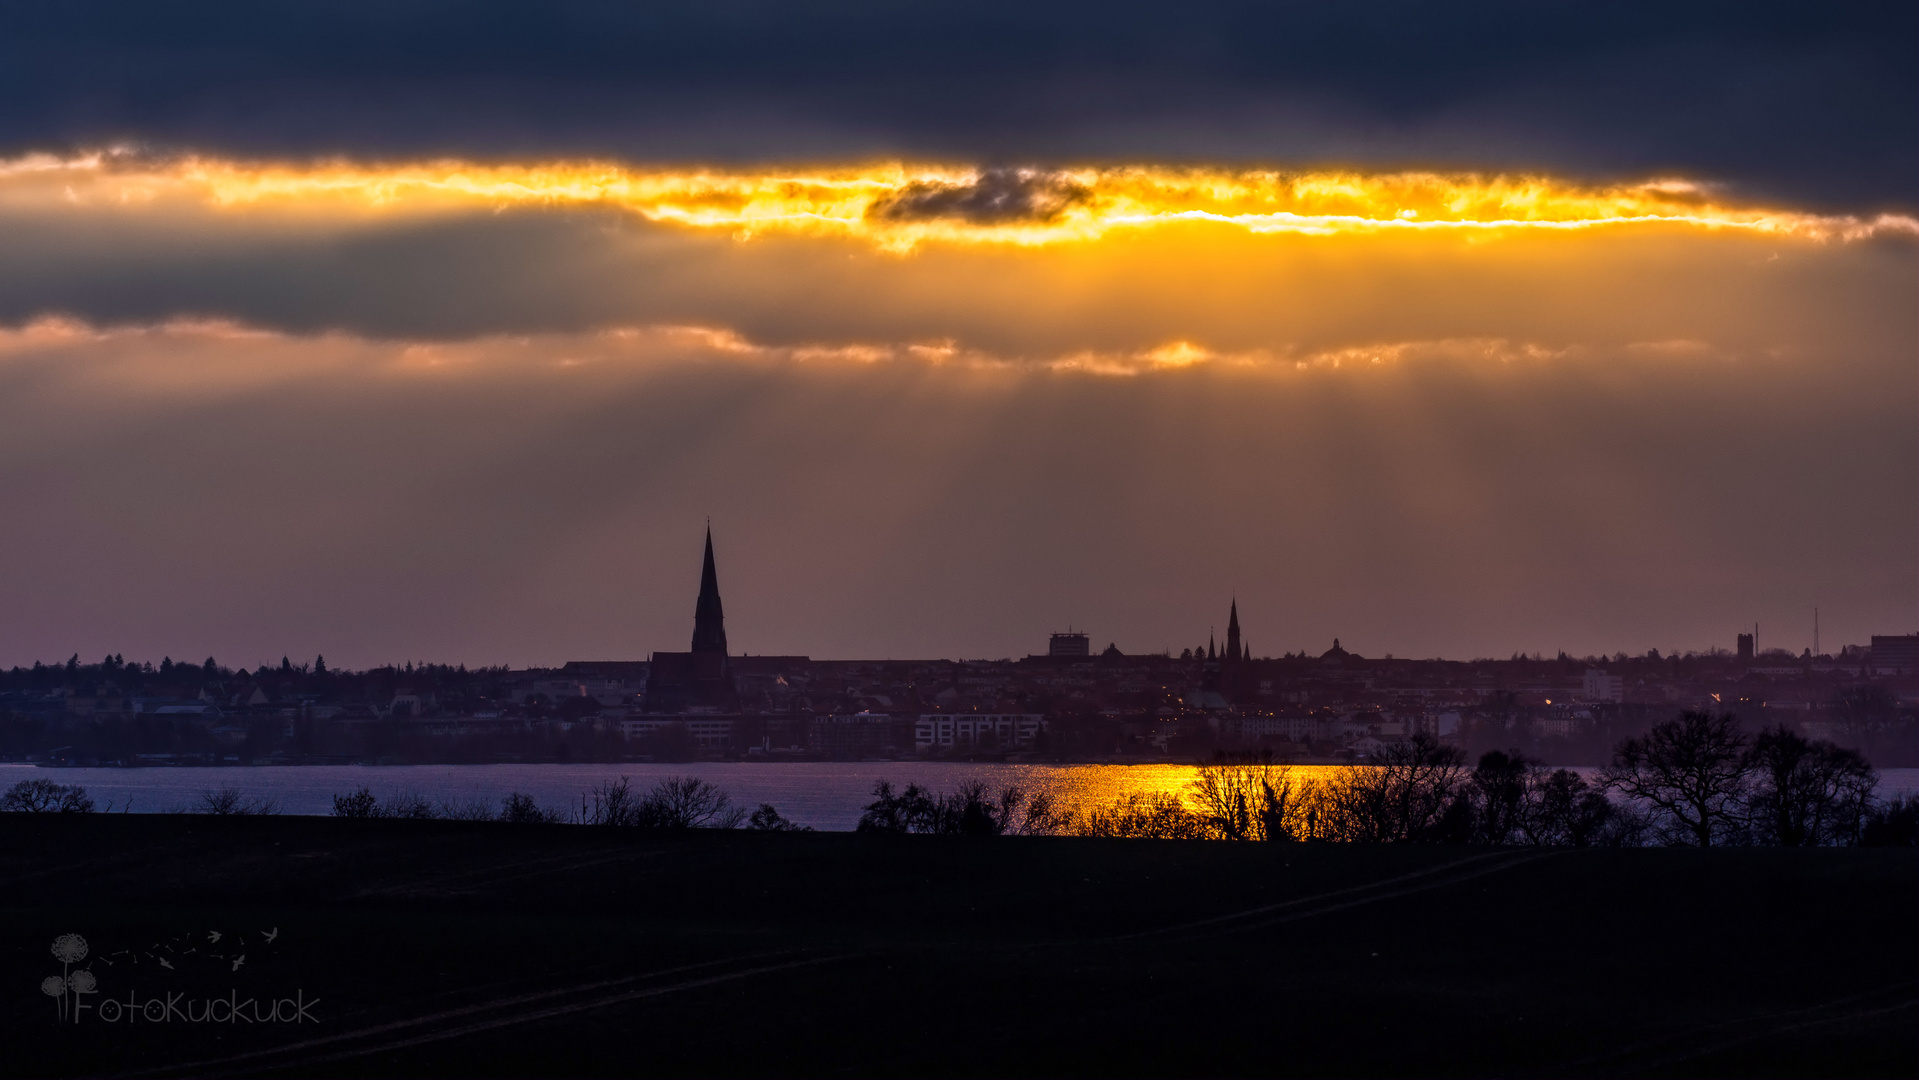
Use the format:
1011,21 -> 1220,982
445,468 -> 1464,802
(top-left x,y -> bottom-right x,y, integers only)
869,169 -> 1090,224
0,1 -> 1911,209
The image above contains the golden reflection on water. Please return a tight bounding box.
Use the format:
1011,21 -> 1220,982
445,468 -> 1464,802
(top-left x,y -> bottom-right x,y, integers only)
991,763 -> 1354,812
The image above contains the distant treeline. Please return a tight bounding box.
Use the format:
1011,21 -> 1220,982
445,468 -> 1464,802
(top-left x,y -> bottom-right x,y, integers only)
0,653 -> 497,694
0,654 -> 504,713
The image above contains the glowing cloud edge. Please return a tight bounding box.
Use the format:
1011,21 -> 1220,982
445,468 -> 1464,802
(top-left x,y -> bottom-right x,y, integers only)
7,151 -> 1914,249
0,315 -> 1758,385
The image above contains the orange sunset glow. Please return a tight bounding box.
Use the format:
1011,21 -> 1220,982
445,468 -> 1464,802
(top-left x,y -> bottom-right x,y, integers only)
10,151 -> 1914,248
0,4 -> 1909,674
2,9 -> 1916,1075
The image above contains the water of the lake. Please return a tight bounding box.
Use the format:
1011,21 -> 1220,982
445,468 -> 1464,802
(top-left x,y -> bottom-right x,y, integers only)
4,762 -> 1917,831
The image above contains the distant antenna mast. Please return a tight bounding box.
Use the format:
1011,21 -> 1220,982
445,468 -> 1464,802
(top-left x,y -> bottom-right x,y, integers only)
1814,607 -> 1819,657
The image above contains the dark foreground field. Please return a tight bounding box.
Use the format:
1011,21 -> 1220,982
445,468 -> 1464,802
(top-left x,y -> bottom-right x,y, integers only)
1,818 -> 1913,1079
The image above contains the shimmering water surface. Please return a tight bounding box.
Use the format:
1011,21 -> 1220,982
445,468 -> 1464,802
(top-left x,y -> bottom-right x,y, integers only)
4,763 -> 1915,832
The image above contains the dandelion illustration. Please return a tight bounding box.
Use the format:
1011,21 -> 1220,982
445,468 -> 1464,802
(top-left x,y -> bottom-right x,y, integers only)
50,934 -> 88,1020
66,969 -> 99,1021
41,976 -> 66,1020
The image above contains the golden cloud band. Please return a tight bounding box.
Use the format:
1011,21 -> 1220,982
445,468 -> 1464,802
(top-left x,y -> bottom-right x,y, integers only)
0,315 -> 1744,385
8,151 -> 1913,248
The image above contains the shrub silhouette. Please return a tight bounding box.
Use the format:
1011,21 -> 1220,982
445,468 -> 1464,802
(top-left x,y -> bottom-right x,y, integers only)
500,792 -> 561,824
747,803 -> 812,831
646,776 -> 746,829
1079,792 -> 1206,839
196,787 -> 279,815
856,779 -> 1063,835
432,797 -> 497,821
3,780 -> 96,813
580,776 -> 745,829
1862,795 -> 1918,846
331,786 -> 378,817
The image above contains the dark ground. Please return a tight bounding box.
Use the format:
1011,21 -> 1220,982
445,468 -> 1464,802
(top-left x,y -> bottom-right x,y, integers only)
1,818 -> 1913,1079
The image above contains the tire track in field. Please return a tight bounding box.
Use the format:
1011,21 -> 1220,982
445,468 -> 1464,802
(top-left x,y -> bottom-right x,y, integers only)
347,845 -> 664,898
118,950 -> 848,1079
1553,980 -> 1919,1076
239,955 -> 853,1076
1120,849 -> 1553,941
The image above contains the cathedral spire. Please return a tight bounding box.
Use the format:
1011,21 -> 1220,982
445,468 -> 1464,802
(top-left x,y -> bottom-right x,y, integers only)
691,527 -> 728,655
1224,600 -> 1242,667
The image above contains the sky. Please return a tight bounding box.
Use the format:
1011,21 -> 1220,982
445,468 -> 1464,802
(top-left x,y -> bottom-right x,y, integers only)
0,2 -> 1912,668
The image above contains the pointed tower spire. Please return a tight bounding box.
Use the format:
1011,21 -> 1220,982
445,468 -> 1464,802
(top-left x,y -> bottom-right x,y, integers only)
1225,600 -> 1241,667
691,527 -> 728,655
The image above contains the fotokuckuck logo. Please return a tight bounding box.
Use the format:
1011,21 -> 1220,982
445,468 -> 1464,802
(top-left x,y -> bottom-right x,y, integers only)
38,932 -> 320,1025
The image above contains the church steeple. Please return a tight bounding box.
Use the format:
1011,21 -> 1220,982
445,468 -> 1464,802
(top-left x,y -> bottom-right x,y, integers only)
690,527 -> 728,656
1225,600 -> 1241,666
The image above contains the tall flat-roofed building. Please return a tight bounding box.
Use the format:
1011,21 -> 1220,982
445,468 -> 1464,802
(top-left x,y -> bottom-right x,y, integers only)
1869,635 -> 1918,675
1583,669 -> 1624,703
1049,631 -> 1090,658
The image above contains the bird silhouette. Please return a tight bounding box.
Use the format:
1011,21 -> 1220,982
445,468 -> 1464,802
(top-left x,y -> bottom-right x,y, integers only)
262,927 -> 279,943
207,931 -> 222,944
157,957 -> 173,970
231,955 -> 246,972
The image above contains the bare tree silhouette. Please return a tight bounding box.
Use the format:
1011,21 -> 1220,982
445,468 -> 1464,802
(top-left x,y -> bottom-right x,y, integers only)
1746,726 -> 1876,845
1470,750 -> 1536,845
1520,768 -> 1614,847
1602,711 -> 1749,846
1189,749 -> 1300,841
647,776 -> 746,829
1322,733 -> 1468,842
